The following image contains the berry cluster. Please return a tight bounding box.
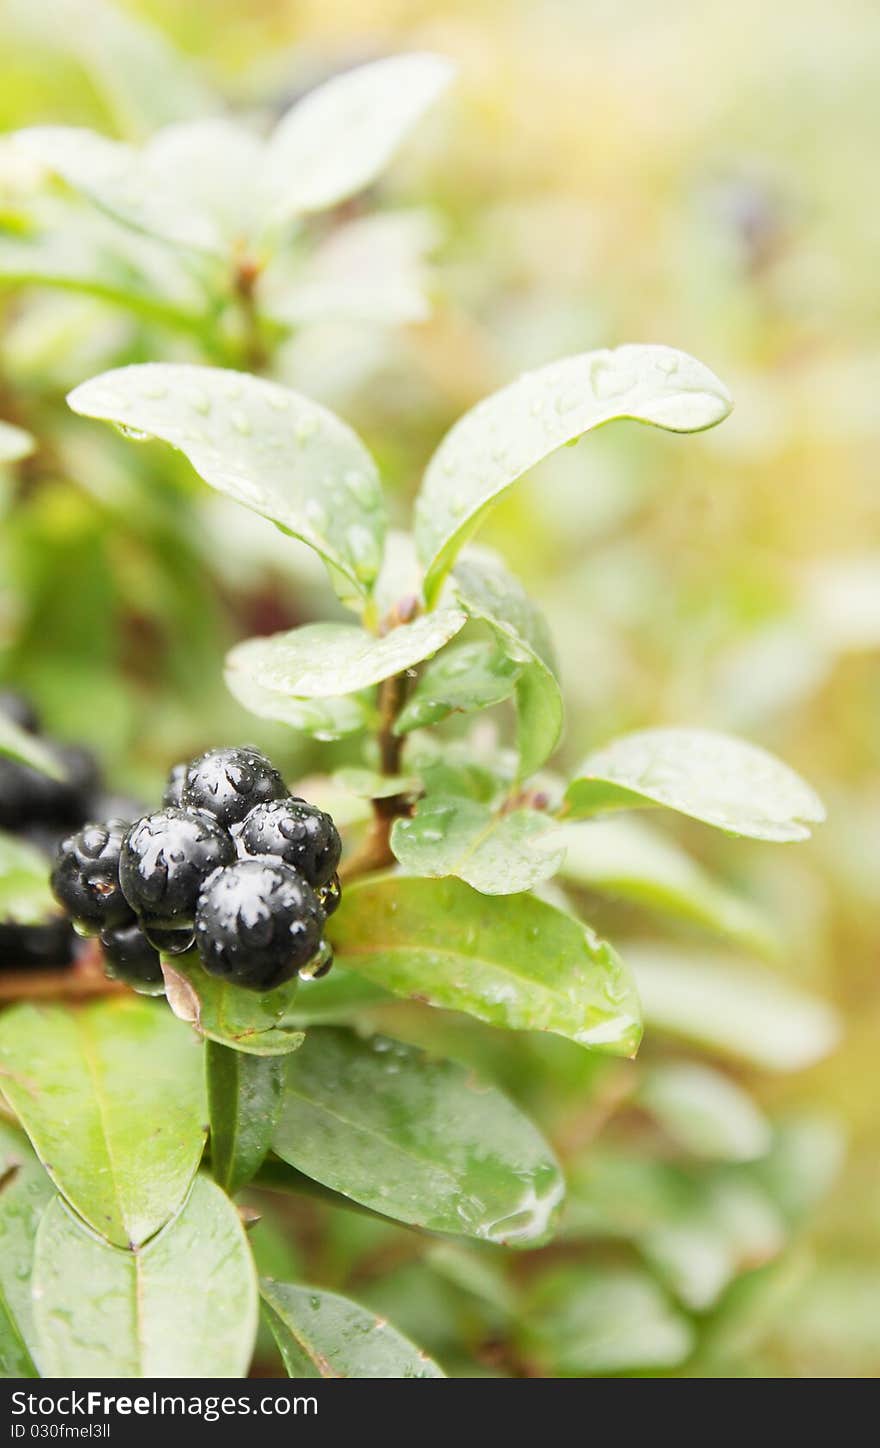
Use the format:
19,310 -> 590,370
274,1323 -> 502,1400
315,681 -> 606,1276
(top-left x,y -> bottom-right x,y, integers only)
0,690 -> 129,972
51,747 -> 342,995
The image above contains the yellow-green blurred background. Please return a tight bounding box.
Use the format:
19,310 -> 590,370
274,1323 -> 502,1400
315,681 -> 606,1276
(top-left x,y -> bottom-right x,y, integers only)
2,0 -> 880,1377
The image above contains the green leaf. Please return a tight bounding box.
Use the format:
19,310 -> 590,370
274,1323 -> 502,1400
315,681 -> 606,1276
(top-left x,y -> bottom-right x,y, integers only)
261,1281 -> 445,1378
556,816 -> 778,955
0,832 -> 58,925
394,639 -> 522,734
0,1122 -> 53,1377
0,1000 -> 206,1248
15,127 -> 224,254
265,210 -> 437,327
0,421 -> 35,464
239,610 -> 467,698
391,795 -> 564,895
225,642 -> 370,740
68,364 -> 386,604
141,119 -> 264,247
333,767 -> 421,799
161,951 -> 305,1057
521,1266 -> 694,1376
272,1028 -> 563,1245
638,1062 -> 772,1162
564,727 -> 825,842
416,345 -> 732,603
0,713 -> 65,779
328,875 -> 641,1055
283,967 -> 390,1026
629,945 -> 840,1071
32,1179 -> 257,1377
454,557 -> 563,776
207,1043 -> 288,1196
262,54 -> 455,224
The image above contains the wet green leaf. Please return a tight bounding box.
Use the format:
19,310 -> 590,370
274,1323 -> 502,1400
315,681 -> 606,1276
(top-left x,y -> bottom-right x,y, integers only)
32,1179 -> 257,1377
0,1122 -> 53,1377
394,638 -> 521,734
328,876 -> 641,1055
521,1265 -> 694,1375
391,795 -> 564,894
0,832 -> 58,925
454,557 -> 563,776
207,1043 -> 288,1196
262,53 -> 455,223
556,816 -> 778,955
0,999 -> 206,1248
261,1280 -> 445,1378
239,610 -> 467,698
0,714 -> 65,779
0,421 -> 35,464
225,642 -> 370,740
416,345 -> 732,603
638,1062 -> 772,1162
272,1028 -> 564,1244
68,364 -> 386,604
283,967 -> 390,1026
565,727 -> 825,842
161,951 -> 305,1057
629,945 -> 840,1070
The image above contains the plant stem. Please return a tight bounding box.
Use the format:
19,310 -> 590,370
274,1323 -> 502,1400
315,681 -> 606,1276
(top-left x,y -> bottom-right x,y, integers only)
234,255 -> 269,373
339,671 -> 410,882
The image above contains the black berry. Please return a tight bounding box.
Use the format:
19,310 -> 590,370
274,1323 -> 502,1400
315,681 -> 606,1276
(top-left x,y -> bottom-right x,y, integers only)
318,873 -> 342,917
0,917 -> 77,971
50,820 -> 134,934
181,747 -> 287,829
0,690 -> 40,734
120,808 -> 235,928
100,923 -> 164,995
195,859 -> 324,991
236,798 -> 341,888
162,763 -> 187,809
143,924 -> 195,956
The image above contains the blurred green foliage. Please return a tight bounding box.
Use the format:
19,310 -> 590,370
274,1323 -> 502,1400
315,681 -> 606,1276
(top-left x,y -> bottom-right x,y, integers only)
1,0 -> 876,1377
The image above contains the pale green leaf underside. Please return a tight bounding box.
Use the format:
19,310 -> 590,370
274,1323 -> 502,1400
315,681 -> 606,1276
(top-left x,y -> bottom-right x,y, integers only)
391,795 -> 565,895
32,1180 -> 257,1378
161,952 -> 305,1056
262,1280 -> 445,1378
565,727 -> 825,842
15,127 -> 225,254
638,1062 -> 771,1163
225,642 -> 369,741
262,53 -> 456,222
328,875 -> 641,1055
0,421 -> 35,464
242,609 -> 467,699
629,945 -> 840,1071
416,345 -> 733,603
0,1000 -> 206,1248
454,557 -> 563,776
394,638 -> 521,734
333,767 -> 420,799
272,1028 -> 564,1245
68,364 -> 386,602
0,714 -> 65,779
0,1123 -> 53,1377
555,816 -> 777,955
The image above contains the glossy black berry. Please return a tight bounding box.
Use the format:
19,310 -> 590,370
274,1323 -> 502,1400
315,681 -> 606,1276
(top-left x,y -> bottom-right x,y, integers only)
195,859 -> 324,991
50,820 -> 134,934
0,917 -> 77,971
120,808 -> 235,928
143,924 -> 195,956
318,873 -> 342,918
0,690 -> 40,734
0,744 -> 101,831
236,798 -> 341,889
162,763 -> 187,809
100,923 -> 164,995
181,747 -> 287,829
